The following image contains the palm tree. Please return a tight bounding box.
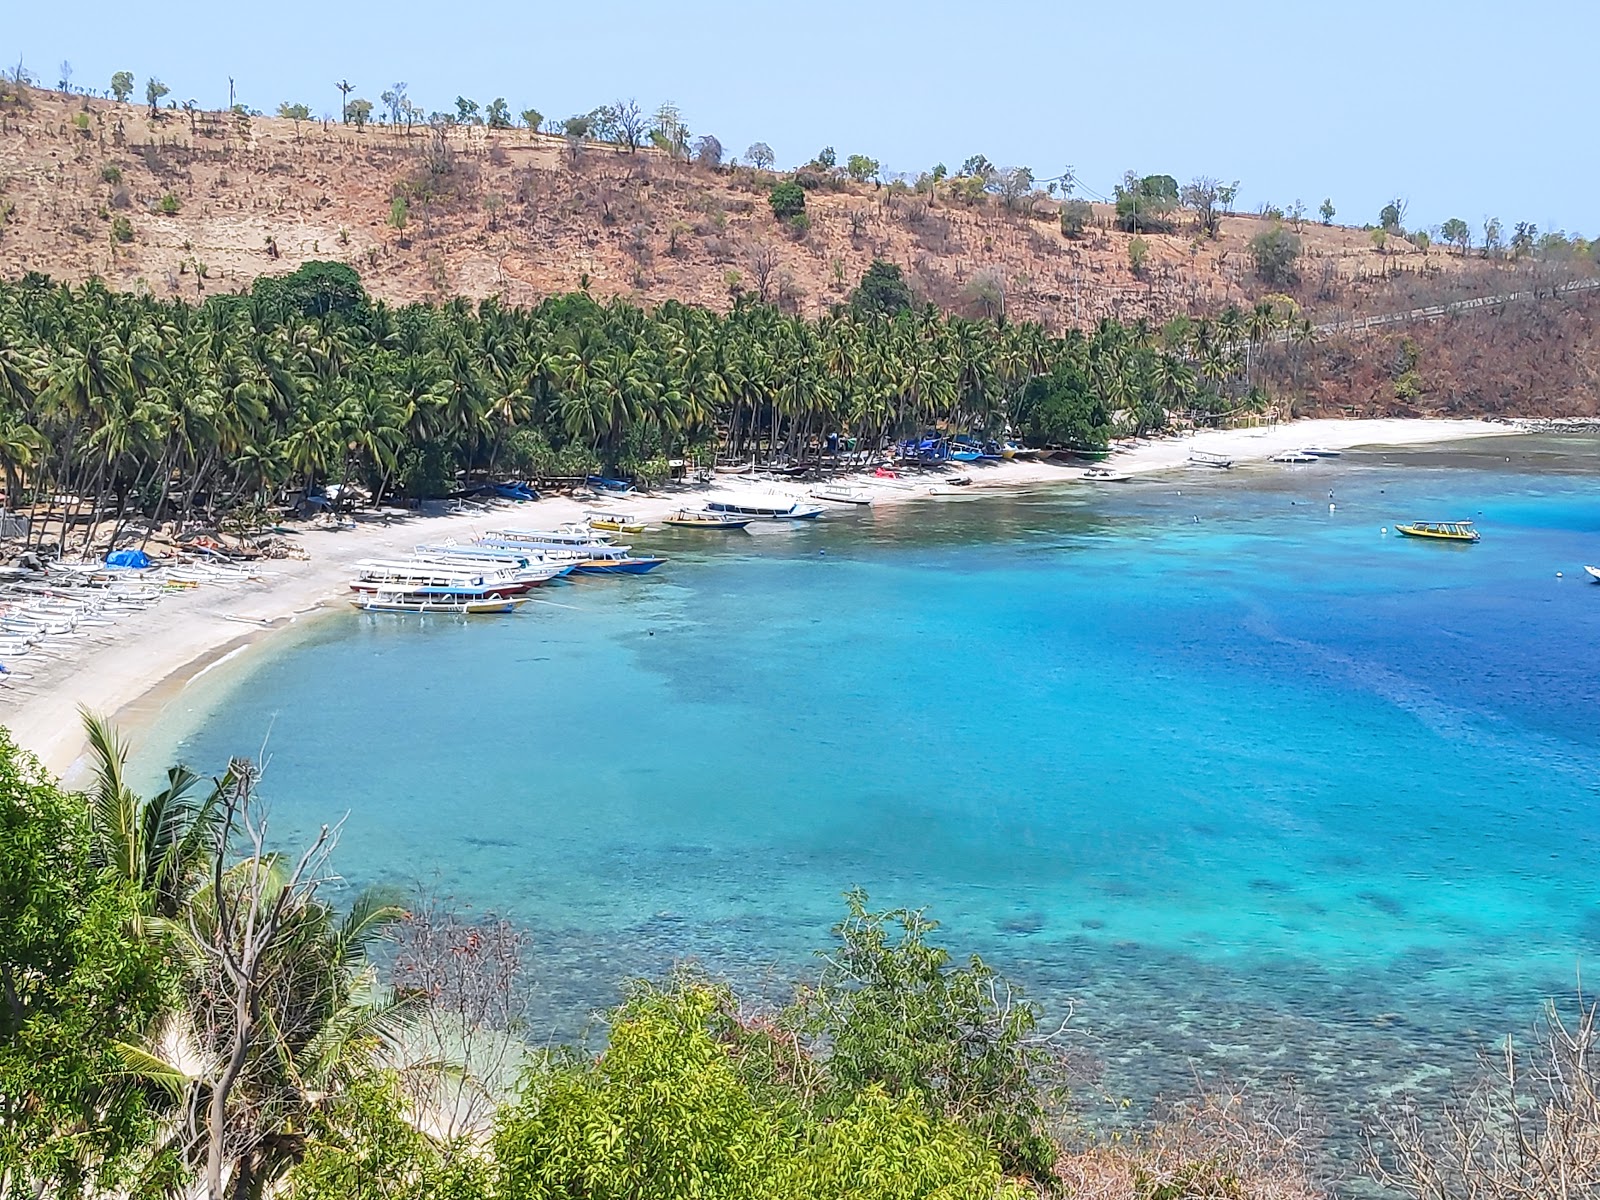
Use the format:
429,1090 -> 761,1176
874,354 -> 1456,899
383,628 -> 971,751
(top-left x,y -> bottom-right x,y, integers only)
80,708 -> 231,918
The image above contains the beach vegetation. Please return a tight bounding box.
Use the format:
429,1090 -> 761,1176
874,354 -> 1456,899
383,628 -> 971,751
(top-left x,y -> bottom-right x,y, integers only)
110,70 -> 133,103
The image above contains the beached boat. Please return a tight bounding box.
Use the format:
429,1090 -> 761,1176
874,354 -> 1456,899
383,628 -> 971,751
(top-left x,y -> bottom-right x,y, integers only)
809,484 -> 874,506
713,461 -> 755,475
1583,565 -> 1600,581
1189,451 -> 1234,469
1270,451 -> 1319,464
484,526 -> 614,548
1083,466 -> 1131,482
705,494 -> 825,520
351,592 -> 527,615
586,511 -> 647,533
1300,447 -> 1342,457
662,509 -> 753,529
1395,521 -> 1481,542
585,475 -> 635,495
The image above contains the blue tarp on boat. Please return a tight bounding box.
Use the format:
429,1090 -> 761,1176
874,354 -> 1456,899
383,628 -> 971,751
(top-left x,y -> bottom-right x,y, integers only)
105,549 -> 151,568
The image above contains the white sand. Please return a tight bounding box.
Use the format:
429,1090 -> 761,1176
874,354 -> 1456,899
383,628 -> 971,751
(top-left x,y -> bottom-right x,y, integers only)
0,418 -> 1517,776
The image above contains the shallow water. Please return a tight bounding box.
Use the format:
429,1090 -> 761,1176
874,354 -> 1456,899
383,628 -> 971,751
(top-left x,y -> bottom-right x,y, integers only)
138,435 -> 1600,1144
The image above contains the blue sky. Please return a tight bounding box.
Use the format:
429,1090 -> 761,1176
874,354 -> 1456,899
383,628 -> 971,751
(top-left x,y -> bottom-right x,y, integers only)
7,0 -> 1592,235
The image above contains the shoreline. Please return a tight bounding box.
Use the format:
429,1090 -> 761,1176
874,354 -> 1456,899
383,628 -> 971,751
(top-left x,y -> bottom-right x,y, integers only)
0,417 -> 1520,776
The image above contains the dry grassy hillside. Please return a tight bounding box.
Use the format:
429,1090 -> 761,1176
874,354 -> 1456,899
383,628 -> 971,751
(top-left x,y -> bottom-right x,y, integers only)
0,83 -> 1505,329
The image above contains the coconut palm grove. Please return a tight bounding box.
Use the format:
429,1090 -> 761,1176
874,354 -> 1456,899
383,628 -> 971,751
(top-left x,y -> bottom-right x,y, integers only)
0,261 -> 1303,544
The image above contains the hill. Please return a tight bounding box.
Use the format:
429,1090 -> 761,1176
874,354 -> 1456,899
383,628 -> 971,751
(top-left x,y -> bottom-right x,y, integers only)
4,81 -> 1600,419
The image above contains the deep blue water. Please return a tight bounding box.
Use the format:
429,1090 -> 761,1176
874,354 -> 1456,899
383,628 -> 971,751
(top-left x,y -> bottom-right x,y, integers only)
138,435 -> 1600,1134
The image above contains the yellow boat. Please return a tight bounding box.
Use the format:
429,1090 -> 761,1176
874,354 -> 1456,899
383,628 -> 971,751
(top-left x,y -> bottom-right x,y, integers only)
585,511 -> 646,534
1395,520 -> 1480,542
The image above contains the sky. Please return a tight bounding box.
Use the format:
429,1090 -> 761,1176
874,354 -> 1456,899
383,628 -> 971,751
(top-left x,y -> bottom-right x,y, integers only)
6,0 -> 1593,236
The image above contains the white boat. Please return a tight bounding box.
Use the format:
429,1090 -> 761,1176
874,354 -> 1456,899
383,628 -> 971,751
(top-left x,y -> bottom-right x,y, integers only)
704,494 -> 825,520
809,484 -> 874,506
349,560 -> 532,595
484,525 -> 614,548
1270,451 -> 1318,464
351,591 -> 527,615
1585,565 -> 1600,582
1083,467 -> 1131,482
1189,451 -> 1234,469
1300,447 -> 1342,458
662,509 -> 753,529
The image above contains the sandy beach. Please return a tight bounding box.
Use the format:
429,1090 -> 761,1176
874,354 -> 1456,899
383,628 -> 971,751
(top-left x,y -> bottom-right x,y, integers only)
0,417 -> 1517,776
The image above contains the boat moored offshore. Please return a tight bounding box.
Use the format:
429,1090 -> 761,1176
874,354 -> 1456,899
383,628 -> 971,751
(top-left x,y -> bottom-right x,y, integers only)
1395,521 -> 1481,542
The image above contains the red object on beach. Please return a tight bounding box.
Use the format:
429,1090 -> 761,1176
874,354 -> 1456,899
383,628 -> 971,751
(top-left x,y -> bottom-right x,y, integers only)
874,467 -> 897,478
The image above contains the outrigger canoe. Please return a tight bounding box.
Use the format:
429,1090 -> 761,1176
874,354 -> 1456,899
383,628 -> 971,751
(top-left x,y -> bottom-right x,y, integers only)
1395,521 -> 1480,542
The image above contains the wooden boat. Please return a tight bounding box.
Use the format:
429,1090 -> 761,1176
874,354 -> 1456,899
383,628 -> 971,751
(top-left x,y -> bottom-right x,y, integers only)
350,592 -> 528,614
1083,466 -> 1131,482
570,550 -> 667,574
809,484 -> 874,506
662,509 -> 752,529
586,511 -> 646,533
1189,450 -> 1234,469
1270,451 -> 1318,464
1584,565 -> 1600,581
1395,521 -> 1480,542
705,495 -> 825,520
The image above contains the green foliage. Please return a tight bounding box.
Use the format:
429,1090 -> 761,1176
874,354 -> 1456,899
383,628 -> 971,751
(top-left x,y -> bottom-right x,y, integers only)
1115,173 -> 1179,232
520,108 -> 542,132
347,98 -> 373,130
495,981 -> 782,1200
1440,217 -> 1471,253
278,101 -> 312,127
1015,354 -> 1112,449
396,441 -> 454,499
1248,226 -> 1302,285
1128,235 -> 1150,275
1319,197 -> 1335,225
1059,199 -> 1093,238
813,145 -> 837,170
845,153 -> 880,183
1379,199 -> 1403,232
0,730 -> 173,1198
145,77 -> 169,115
110,70 -> 134,103
389,194 -> 408,232
790,1087 -> 1022,1200
251,260 -> 367,318
788,888 -> 1064,1184
110,215 -> 133,243
768,179 -> 806,220
288,1075 -> 489,1200
494,977 -> 1019,1200
850,259 -> 914,317
455,96 -> 481,124
157,192 -> 181,216
485,97 -> 512,129
100,163 -> 122,184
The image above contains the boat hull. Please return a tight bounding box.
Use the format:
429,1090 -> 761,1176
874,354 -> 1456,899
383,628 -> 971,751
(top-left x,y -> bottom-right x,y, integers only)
571,557 -> 666,574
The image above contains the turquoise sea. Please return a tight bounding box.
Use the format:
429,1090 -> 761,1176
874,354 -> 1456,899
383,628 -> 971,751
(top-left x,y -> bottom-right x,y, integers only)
138,435 -> 1600,1140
